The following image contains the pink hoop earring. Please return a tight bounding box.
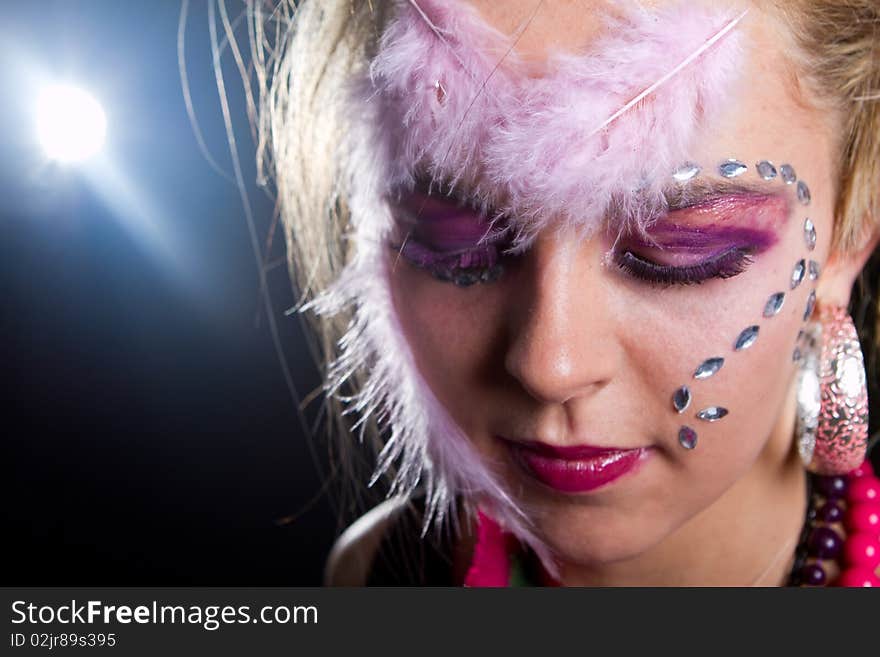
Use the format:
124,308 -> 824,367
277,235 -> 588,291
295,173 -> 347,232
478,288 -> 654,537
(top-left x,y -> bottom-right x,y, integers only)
796,303 -> 869,475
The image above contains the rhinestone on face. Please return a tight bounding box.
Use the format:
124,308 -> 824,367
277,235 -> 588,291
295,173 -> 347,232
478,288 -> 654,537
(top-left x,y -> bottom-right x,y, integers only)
672,162 -> 701,183
790,259 -> 806,290
763,292 -> 785,318
808,260 -> 820,280
803,290 -> 816,321
780,164 -> 797,185
756,160 -> 777,181
734,325 -> 760,351
672,386 -> 691,413
678,426 -> 698,450
719,159 -> 747,178
697,406 -> 729,422
793,346 -> 802,363
797,180 -> 811,205
804,218 -> 817,251
694,357 -> 724,379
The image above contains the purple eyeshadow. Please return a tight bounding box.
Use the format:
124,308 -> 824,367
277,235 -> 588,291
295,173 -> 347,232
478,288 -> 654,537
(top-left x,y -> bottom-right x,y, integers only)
396,239 -> 499,270
630,222 -> 778,254
390,187 -> 783,288
395,192 -> 495,252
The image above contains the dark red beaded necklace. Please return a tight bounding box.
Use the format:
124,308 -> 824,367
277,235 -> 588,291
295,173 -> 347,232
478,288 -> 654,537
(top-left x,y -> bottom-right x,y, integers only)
787,461 -> 880,587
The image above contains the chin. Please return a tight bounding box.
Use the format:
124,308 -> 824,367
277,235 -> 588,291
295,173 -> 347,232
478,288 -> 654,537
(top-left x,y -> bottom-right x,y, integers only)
526,501 -> 671,566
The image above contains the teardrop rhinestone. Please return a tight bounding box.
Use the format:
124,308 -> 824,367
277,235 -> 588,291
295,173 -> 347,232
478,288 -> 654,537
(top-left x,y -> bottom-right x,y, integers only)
672,162 -> 701,183
756,160 -> 777,180
693,357 -> 724,380
719,159 -> 747,178
697,406 -> 729,422
678,426 -> 698,450
763,292 -> 785,318
804,290 -> 816,321
790,259 -> 806,289
678,427 -> 697,449
808,260 -> 820,280
672,386 -> 691,413
804,218 -> 817,250
734,325 -> 760,351
797,180 -> 812,205
780,164 -> 797,185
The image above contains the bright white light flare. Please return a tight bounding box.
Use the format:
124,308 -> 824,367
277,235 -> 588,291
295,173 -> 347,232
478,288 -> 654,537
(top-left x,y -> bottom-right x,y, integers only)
36,83 -> 107,163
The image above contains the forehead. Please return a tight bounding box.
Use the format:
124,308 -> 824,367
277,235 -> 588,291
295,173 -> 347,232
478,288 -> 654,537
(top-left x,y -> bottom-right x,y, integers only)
460,0 -> 620,62
460,0 -> 751,62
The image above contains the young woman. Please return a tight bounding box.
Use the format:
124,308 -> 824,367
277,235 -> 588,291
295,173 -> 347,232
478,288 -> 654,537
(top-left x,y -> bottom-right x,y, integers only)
249,0 -> 880,586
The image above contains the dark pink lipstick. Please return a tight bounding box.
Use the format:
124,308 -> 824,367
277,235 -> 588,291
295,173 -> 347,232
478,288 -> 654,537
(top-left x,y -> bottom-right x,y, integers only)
504,439 -> 647,493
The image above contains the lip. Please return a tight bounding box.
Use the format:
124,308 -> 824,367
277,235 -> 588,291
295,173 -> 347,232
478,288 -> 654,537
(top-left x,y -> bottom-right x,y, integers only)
502,438 -> 648,493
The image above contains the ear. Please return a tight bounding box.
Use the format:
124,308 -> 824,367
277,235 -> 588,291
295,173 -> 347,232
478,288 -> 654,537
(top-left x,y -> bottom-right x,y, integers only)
816,223 -> 880,306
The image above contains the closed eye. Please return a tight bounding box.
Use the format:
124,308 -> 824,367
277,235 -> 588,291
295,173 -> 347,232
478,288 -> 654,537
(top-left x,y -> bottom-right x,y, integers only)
613,246 -> 754,287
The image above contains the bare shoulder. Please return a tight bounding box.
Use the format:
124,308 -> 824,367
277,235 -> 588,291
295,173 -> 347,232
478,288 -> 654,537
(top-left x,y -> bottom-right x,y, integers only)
324,497 -> 408,586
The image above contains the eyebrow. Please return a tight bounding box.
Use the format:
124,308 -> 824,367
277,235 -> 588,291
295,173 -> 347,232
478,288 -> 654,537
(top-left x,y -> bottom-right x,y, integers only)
662,178 -> 783,211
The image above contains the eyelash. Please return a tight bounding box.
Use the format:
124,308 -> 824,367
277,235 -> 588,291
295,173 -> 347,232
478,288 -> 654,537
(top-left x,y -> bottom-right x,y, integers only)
613,246 -> 755,287
396,239 -> 755,289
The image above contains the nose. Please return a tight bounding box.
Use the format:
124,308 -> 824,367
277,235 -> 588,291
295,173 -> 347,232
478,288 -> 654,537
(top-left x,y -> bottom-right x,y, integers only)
503,229 -> 620,406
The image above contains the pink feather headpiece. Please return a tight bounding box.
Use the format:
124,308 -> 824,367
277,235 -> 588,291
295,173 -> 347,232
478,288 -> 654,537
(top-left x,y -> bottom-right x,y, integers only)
307,0 -> 749,572
366,0 -> 747,247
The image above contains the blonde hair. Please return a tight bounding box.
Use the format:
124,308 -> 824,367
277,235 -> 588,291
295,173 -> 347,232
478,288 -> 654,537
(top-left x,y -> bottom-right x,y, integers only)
773,0 -> 880,443
248,0 -> 880,509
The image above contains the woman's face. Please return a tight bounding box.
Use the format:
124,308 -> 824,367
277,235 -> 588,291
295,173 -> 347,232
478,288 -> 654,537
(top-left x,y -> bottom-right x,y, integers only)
386,0 -> 842,565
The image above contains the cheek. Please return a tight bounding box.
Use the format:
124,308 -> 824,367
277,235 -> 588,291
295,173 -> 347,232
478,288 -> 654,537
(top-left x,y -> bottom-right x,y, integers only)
387,257 -> 503,430
617,226 -> 812,474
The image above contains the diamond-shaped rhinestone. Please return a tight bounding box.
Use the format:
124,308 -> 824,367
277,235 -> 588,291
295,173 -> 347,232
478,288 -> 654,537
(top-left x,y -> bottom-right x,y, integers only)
734,325 -> 759,351
672,162 -> 701,183
719,159 -> 747,178
694,357 -> 724,379
803,290 -> 816,321
678,426 -> 698,450
780,164 -> 797,184
808,260 -> 820,280
804,218 -> 817,250
797,180 -> 811,205
756,160 -> 777,180
763,292 -> 785,318
673,386 -> 691,413
697,406 -> 729,422
790,259 -> 806,289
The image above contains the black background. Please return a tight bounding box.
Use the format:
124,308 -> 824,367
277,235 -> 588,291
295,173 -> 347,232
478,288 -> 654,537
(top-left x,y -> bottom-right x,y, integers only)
2,1 -> 341,584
